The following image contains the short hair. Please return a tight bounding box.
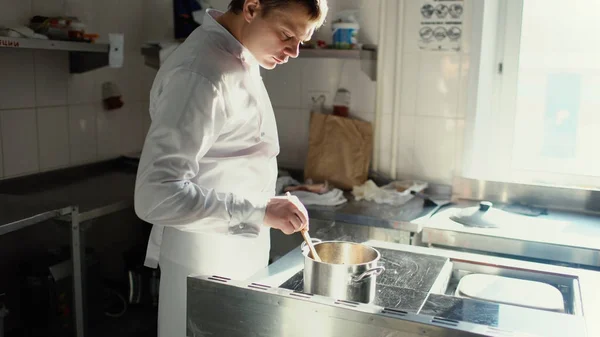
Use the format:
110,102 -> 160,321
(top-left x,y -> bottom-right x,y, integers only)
228,0 -> 328,27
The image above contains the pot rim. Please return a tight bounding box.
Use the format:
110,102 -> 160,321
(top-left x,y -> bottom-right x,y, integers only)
302,240 -> 382,266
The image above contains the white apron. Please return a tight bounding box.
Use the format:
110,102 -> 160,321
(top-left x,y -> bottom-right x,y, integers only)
158,226 -> 270,337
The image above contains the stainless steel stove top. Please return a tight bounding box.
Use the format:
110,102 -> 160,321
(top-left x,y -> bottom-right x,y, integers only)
186,241 -> 590,337
280,248 -> 450,312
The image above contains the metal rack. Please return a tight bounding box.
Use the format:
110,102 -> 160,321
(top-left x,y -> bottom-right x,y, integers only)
0,195 -> 134,337
0,202 -> 80,337
0,36 -> 113,73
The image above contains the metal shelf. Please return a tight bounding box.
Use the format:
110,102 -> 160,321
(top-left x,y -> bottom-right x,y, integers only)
298,46 -> 376,60
141,43 -> 378,81
0,36 -> 112,73
298,45 -> 377,81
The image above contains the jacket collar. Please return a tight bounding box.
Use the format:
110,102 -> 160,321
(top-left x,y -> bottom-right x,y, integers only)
202,9 -> 258,67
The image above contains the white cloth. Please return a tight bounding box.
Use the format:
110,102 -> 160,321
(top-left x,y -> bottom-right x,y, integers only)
275,176 -> 347,206
134,9 -> 278,337
352,180 -> 428,205
287,189 -> 347,206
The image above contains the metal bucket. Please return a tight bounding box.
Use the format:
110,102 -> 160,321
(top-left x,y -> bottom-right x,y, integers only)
302,239 -> 385,303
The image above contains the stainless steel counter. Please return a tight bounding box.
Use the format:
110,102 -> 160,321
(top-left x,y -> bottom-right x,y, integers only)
421,200 -> 600,268
0,194 -> 73,235
4,161 -> 600,336
21,172 -> 136,222
246,240 -> 600,337
306,194 -> 441,233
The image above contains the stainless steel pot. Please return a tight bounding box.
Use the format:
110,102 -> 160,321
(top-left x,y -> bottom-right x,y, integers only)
301,239 -> 385,303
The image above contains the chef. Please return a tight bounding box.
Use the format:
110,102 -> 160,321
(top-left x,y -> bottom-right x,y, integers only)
134,0 -> 328,336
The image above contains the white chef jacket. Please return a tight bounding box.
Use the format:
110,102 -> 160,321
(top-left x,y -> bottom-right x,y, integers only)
134,9 -> 279,271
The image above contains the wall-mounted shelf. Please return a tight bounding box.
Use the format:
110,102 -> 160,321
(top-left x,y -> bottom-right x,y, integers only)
298,45 -> 378,81
0,36 -> 112,73
141,43 -> 378,81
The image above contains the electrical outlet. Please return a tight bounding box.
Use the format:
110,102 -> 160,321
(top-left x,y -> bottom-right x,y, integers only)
306,90 -> 330,111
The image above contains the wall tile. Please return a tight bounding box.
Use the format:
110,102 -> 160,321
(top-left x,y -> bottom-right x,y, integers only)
34,50 -> 69,107
97,104 -> 143,159
88,0 -> 121,44
32,0 -> 65,16
342,61 -> 376,122
69,104 -> 98,164
416,53 -> 461,117
399,52 -> 420,115
142,0 -> 174,41
265,61 -> 304,109
67,70 -> 104,105
454,119 -> 466,178
139,57 -> 158,101
395,115 -> 416,178
460,0 -> 473,53
0,0 -> 174,180
377,113 -> 393,173
122,102 -> 144,154
274,108 -> 311,169
37,106 -> 70,170
413,116 -> 457,184
0,49 -> 36,110
379,143 -> 391,176
300,58 -> 343,110
1,109 -> 39,177
402,0 -> 422,53
64,0 -> 93,28
105,54 -> 142,106
358,0 -> 381,45
117,0 -> 144,52
0,0 -> 31,27
456,54 -> 470,119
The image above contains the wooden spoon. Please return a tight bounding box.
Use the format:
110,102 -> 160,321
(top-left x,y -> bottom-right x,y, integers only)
301,229 -> 321,262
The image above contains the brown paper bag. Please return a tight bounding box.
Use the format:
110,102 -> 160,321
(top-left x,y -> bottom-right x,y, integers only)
304,112 -> 373,190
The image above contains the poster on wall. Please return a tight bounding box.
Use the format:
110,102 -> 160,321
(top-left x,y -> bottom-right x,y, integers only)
418,0 -> 464,52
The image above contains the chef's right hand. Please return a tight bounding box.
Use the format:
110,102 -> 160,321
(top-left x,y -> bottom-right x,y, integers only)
264,195 -> 308,235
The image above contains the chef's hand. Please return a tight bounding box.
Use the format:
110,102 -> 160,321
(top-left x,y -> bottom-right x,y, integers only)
264,195 -> 309,235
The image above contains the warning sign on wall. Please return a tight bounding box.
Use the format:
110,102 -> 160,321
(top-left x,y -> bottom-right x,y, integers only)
418,0 -> 464,51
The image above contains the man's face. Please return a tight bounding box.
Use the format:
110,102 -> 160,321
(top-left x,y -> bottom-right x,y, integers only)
241,2 -> 318,69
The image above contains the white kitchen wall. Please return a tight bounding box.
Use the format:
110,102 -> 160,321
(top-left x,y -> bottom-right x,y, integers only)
0,0 -> 164,179
260,0 -> 473,185
392,0 -> 472,184
263,0 -> 380,169
0,0 -> 472,185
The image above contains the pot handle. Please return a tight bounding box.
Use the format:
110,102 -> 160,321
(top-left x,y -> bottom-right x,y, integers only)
301,238 -> 322,252
352,266 -> 385,283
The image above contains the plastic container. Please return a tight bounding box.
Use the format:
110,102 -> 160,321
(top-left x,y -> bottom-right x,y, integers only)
332,22 -> 359,49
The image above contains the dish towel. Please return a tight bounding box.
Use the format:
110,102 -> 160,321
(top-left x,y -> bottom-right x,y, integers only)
276,176 -> 347,206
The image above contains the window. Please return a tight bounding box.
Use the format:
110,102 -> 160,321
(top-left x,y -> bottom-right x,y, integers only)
462,0 -> 600,190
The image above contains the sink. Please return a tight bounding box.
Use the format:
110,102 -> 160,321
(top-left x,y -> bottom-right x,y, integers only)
429,258 -> 583,316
